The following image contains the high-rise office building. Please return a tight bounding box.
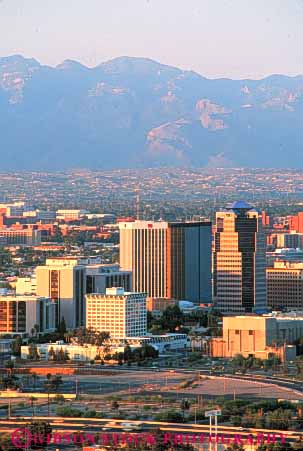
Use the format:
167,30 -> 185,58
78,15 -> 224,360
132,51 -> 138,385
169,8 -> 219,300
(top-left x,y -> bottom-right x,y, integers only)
213,201 -> 266,314
36,258 -> 132,329
119,220 -> 212,303
267,261 -> 303,311
86,264 -> 132,295
36,258 -> 86,329
86,287 -> 147,338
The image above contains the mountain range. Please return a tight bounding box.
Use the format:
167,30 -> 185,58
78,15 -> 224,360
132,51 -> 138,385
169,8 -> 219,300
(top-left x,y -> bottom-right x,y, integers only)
1,54 -> 303,170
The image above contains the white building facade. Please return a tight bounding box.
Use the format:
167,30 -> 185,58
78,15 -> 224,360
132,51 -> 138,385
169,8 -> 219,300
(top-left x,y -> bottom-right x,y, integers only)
86,287 -> 147,338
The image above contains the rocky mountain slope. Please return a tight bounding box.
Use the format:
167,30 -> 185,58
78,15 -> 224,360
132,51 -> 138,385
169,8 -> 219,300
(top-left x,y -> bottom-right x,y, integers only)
0,54 -> 303,170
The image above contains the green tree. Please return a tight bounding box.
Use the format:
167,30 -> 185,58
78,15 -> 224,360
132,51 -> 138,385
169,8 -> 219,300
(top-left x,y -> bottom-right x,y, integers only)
180,399 -> 191,422
28,344 -> 40,360
57,317 -> 67,337
266,408 -> 292,430
48,347 -> 56,361
123,344 -> 132,363
161,305 -> 184,332
226,445 -> 244,451
11,336 -> 22,356
29,396 -> 36,418
33,324 -> 40,337
26,421 -> 52,448
111,400 -> 119,411
155,409 -> 183,423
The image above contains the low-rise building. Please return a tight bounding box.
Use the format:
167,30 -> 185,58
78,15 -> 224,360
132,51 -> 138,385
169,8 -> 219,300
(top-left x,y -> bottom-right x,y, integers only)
0,228 -> 41,246
56,209 -> 88,221
21,333 -> 189,361
146,297 -> 177,313
210,313 -> 303,360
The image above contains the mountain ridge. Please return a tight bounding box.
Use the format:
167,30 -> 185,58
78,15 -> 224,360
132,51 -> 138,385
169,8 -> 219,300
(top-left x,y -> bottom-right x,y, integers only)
0,54 -> 303,170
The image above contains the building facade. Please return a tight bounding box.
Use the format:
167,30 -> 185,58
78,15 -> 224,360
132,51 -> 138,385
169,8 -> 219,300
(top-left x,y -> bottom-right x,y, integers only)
267,261 -> 303,311
213,201 -> 266,314
0,228 -> 41,246
210,313 -> 303,360
119,220 -> 212,303
276,232 -> 303,249
0,295 -> 56,336
56,209 -> 88,221
15,275 -> 37,295
36,258 -> 86,329
21,333 -> 189,361
86,287 -> 147,338
86,264 -> 132,295
36,258 -> 132,329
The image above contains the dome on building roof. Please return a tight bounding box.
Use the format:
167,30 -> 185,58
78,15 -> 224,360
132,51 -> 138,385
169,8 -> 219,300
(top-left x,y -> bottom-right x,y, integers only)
227,200 -> 252,210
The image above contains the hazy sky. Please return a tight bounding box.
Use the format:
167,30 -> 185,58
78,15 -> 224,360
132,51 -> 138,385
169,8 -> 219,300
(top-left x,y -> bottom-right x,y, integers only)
0,0 -> 302,79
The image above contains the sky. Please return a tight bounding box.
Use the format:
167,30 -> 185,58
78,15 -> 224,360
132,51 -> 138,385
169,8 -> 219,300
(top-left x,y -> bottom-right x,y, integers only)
0,0 -> 302,79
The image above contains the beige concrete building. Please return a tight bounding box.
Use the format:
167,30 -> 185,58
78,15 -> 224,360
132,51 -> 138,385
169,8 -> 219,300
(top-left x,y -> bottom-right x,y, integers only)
86,287 -> 147,338
36,258 -> 86,329
15,275 -> 37,295
210,314 -> 303,360
36,258 -> 132,329
213,201 -> 266,314
267,261 -> 303,311
56,209 -> 88,221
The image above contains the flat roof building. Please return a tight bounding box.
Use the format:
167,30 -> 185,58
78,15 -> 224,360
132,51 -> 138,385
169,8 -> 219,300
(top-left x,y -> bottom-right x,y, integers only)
213,201 -> 266,314
210,313 -> 303,360
0,228 -> 41,246
0,295 -> 56,336
86,287 -> 147,338
267,261 -> 303,311
119,220 -> 212,303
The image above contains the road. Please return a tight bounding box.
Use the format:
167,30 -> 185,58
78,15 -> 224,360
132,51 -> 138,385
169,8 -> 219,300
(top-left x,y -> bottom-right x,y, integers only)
0,416 -> 301,443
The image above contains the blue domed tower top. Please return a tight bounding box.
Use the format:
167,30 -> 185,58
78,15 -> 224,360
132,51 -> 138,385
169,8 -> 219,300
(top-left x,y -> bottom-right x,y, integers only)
226,200 -> 253,213
229,200 -> 252,209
